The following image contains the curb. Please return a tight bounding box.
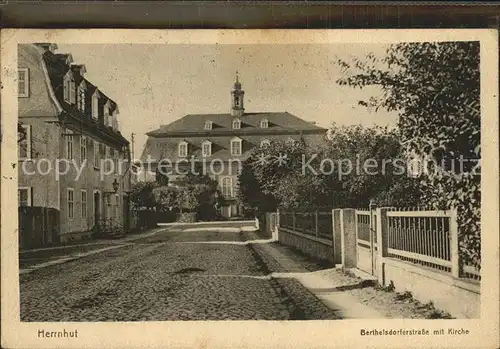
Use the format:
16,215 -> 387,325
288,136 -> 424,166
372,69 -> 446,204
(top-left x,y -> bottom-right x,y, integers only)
20,243 -> 133,275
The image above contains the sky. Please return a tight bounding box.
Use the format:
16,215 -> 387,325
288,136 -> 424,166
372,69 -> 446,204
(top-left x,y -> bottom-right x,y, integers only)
58,43 -> 398,159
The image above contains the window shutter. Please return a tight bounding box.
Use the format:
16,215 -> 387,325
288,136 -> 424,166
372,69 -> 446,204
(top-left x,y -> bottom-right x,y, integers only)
27,125 -> 32,159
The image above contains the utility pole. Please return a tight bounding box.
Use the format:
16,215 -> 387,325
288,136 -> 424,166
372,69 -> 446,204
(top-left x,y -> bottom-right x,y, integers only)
131,133 -> 135,161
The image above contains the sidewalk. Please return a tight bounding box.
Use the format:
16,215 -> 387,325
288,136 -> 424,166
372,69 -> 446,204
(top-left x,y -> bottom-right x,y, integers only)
19,227 -> 167,274
245,231 -> 454,319
248,236 -> 386,319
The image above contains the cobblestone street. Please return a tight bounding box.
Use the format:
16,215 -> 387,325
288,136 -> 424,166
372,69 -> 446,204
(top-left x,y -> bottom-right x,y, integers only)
20,229 -> 338,321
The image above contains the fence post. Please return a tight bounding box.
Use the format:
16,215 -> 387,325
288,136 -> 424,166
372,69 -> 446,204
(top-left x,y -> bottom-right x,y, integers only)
332,209 -> 342,265
340,208 -> 357,270
376,208 -> 388,285
450,208 -> 462,278
313,210 -> 318,237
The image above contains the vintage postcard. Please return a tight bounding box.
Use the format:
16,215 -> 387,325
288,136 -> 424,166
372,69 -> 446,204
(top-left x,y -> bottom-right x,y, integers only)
1,29 -> 499,349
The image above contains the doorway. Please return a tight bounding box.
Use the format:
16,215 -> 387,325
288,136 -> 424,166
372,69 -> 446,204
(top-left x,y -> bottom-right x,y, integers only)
94,191 -> 101,228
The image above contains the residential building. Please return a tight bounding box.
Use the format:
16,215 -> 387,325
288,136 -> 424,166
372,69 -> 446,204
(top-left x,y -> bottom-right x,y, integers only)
141,74 -> 327,217
18,43 -> 132,245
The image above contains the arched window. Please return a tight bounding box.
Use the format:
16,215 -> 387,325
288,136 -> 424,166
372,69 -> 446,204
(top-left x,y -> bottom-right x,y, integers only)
204,121 -> 212,130
202,140 -> 212,157
260,118 -> 269,128
178,141 -> 188,157
230,137 -> 242,156
222,177 -> 233,197
232,118 -> 241,129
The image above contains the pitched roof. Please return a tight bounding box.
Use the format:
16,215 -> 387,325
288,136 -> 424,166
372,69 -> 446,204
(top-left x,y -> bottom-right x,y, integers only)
41,49 -> 127,145
141,133 -> 326,163
147,112 -> 326,137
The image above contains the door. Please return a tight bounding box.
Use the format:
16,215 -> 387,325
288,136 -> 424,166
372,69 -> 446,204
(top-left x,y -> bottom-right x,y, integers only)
355,210 -> 378,275
94,192 -> 101,228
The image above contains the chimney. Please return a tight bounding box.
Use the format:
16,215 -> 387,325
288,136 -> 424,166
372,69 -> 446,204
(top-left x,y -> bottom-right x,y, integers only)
71,64 -> 87,76
35,43 -> 58,54
55,53 -> 73,65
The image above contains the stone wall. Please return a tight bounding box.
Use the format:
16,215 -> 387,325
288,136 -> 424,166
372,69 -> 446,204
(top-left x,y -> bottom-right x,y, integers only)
278,227 -> 334,264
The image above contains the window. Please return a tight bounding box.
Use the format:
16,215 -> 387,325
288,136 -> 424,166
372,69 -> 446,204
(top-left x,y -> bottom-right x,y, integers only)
93,141 -> 100,168
105,146 -> 111,172
92,92 -> 99,120
81,190 -> 87,218
260,118 -> 269,128
178,141 -> 188,157
222,177 -> 233,197
63,72 -> 76,104
202,141 -> 212,157
18,68 -> 29,97
230,138 -> 242,156
77,83 -> 86,112
204,121 -> 212,130
66,132 -> 74,160
80,136 -> 87,162
232,118 -> 241,129
18,124 -> 31,160
104,102 -> 110,126
18,187 -> 32,207
67,189 -> 74,219
261,139 -> 271,148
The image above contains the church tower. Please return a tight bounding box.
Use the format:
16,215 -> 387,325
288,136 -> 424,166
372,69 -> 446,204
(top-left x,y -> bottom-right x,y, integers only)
231,72 -> 245,117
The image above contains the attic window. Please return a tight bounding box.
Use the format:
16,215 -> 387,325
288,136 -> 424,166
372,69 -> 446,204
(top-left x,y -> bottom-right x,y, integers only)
178,141 -> 188,158
92,91 -> 99,120
204,121 -> 212,130
202,140 -> 212,157
77,81 -> 86,112
232,118 -> 241,130
230,137 -> 242,156
260,118 -> 269,128
63,71 -> 76,104
104,101 -> 111,126
18,68 -> 29,97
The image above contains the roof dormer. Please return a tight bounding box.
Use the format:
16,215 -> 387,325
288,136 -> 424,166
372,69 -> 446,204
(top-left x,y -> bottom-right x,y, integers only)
91,89 -> 100,121
230,136 -> 242,156
260,118 -> 269,128
178,140 -> 188,158
204,121 -> 213,130
63,70 -> 76,104
232,118 -> 241,130
202,140 -> 212,157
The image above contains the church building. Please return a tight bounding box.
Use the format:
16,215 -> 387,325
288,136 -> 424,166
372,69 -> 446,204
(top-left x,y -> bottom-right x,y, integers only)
141,74 -> 327,217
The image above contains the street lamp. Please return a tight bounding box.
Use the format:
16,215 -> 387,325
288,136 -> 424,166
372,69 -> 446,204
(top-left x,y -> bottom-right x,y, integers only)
112,178 -> 119,193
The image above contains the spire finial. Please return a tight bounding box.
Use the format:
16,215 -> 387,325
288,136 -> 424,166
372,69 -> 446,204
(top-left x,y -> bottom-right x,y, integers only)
236,70 -> 239,83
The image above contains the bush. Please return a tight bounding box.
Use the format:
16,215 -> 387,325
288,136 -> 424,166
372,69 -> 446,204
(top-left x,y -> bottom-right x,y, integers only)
177,212 -> 197,223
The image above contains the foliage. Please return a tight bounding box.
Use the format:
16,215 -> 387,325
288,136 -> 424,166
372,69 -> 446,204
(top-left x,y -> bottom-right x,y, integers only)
336,41 -> 480,269
323,123 -> 424,208
155,168 -> 169,186
177,212 -> 197,223
130,181 -> 158,209
152,185 -> 181,211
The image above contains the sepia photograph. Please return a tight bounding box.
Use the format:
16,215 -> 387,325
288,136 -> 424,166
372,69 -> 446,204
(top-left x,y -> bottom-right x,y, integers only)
1,29 -> 499,349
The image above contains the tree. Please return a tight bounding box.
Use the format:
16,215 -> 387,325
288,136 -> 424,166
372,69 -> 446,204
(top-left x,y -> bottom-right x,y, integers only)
152,185 -> 180,211
130,181 -> 158,210
336,41 -> 480,269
